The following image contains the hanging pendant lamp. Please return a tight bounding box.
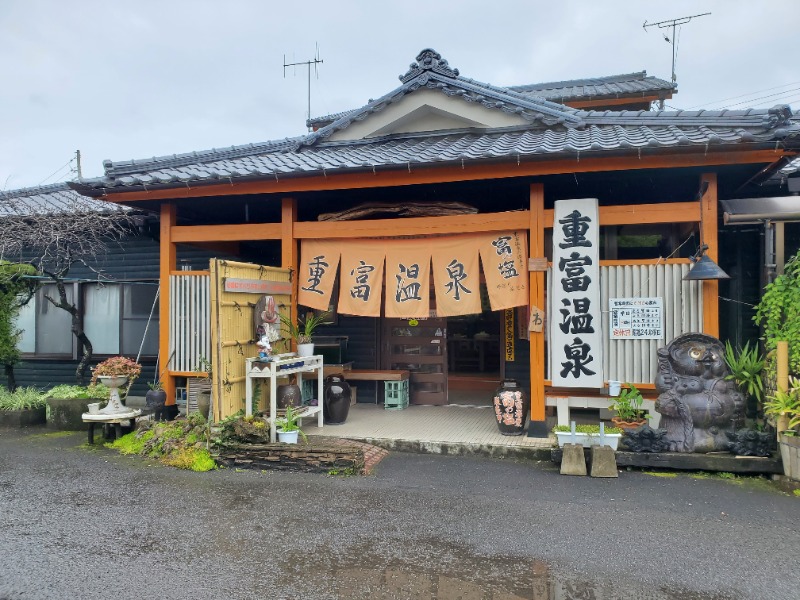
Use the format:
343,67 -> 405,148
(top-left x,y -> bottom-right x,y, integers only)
683,244 -> 730,280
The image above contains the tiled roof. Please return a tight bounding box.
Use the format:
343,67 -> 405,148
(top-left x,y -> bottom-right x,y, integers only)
308,71 -> 675,128
0,181 -> 123,216
72,50 -> 800,197
508,71 -> 676,102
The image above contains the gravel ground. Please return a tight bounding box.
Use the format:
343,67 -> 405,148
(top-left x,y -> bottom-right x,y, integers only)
1,427 -> 798,599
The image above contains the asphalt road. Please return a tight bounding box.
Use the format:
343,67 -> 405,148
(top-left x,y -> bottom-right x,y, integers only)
1,428 -> 798,600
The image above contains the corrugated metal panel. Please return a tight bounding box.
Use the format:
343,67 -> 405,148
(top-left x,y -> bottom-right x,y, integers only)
169,274 -> 211,373
547,262 -> 703,385
600,262 -> 702,385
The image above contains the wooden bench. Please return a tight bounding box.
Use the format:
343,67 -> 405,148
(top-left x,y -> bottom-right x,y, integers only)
330,369 -> 411,406
342,369 -> 410,381
546,394 -> 661,428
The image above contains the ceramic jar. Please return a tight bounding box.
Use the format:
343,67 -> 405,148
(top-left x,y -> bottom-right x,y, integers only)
277,381 -> 302,409
493,380 -> 528,436
323,374 -> 351,424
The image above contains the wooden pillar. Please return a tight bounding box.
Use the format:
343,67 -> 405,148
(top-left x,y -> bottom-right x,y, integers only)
159,202 -> 177,405
282,197 -> 299,347
700,173 -> 720,337
529,184 -> 546,428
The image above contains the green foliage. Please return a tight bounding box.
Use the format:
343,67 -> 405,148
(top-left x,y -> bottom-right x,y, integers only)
754,249 -> 800,374
108,421 -> 216,471
724,341 -> 765,404
763,376 -> 800,421
280,310 -> 330,344
109,430 -> 154,455
553,424 -> 622,434
0,261 -> 39,376
162,447 -> 217,472
0,387 -> 47,410
608,383 -> 649,421
45,383 -> 111,400
147,381 -> 164,391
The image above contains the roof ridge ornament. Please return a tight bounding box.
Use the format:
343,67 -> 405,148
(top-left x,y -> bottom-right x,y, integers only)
400,48 -> 459,83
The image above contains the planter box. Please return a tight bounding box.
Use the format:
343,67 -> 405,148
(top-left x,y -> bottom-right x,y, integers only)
779,433 -> 800,481
46,397 -> 101,430
0,406 -> 46,428
555,431 -> 622,451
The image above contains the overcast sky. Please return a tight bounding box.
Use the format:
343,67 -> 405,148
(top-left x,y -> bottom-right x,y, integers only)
2,0 -> 798,190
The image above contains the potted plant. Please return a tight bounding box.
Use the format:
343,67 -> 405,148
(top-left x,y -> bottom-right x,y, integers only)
553,424 -> 623,450
764,376 -> 800,434
0,387 -> 47,427
608,383 -> 649,430
273,405 -> 308,444
91,356 -> 142,414
280,310 -> 330,357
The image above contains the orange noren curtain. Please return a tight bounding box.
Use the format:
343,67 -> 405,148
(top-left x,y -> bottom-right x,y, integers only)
297,240 -> 341,311
480,231 -> 529,311
338,242 -> 385,317
431,235 -> 482,316
384,246 -> 431,319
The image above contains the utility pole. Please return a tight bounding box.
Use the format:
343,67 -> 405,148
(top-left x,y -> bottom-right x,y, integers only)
75,149 -> 82,179
284,44 -> 324,130
643,13 -> 711,85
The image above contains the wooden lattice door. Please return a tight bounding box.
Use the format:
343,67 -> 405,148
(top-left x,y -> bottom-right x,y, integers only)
382,318 -> 448,405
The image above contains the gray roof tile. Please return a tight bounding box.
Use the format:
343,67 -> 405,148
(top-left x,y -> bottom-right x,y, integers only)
509,71 -> 676,101
72,50 -> 799,197
0,182 -> 123,216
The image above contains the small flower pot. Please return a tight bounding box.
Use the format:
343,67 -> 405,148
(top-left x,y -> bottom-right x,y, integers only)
297,343 -> 315,357
277,429 -> 299,444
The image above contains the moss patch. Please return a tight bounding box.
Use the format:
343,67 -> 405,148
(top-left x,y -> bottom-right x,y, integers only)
642,471 -> 678,478
29,431 -> 77,439
106,416 -> 216,472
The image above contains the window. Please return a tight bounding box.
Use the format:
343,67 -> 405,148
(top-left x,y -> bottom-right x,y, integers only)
15,282 -> 158,358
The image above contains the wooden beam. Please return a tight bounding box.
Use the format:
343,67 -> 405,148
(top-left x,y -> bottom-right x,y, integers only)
565,95 -> 667,109
159,203 -> 177,406
543,201 -> 701,228
101,149 -> 784,203
700,173 -> 720,337
171,222 -> 281,243
282,197 -> 298,352
294,211 -> 527,239
529,183 -> 546,422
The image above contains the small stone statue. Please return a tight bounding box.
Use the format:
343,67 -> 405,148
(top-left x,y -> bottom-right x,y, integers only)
654,333 -> 745,453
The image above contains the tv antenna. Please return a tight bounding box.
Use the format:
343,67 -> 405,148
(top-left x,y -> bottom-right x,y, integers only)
643,12 -> 710,84
284,44 -> 324,130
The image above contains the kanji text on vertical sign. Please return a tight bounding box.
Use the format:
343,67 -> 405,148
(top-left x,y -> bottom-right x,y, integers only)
504,308 -> 515,362
551,198 -> 603,388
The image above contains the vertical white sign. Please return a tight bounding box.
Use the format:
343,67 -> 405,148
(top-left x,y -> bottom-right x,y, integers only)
551,198 -> 603,388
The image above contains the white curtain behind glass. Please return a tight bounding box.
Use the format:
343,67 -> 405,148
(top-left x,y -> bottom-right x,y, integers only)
84,285 -> 120,355
14,300 -> 36,353
36,284 -> 74,354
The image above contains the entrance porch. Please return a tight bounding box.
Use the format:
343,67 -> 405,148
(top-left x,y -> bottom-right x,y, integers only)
304,403 -> 553,455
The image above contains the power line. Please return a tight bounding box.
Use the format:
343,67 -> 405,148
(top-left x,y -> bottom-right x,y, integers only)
686,81 -> 800,110
37,158 -> 75,186
721,87 -> 800,109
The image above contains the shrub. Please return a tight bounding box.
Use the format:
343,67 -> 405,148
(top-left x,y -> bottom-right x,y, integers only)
0,387 -> 47,410
45,384 -> 111,400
